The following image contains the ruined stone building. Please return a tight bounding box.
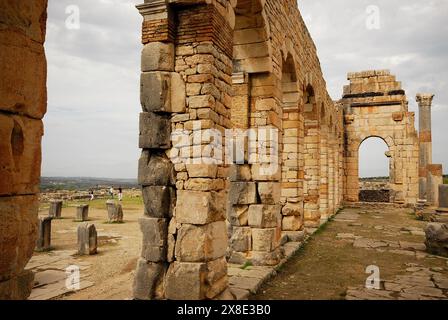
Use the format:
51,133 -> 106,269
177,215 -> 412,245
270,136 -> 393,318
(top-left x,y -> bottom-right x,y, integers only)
0,0 -> 443,300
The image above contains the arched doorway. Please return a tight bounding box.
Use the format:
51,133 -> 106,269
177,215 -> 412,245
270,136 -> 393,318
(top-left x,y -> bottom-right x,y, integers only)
358,137 -> 391,202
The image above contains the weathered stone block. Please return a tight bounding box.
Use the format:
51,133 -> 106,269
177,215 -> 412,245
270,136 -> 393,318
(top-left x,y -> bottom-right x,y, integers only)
141,42 -> 174,72
139,112 -> 171,149
139,217 -> 168,262
0,114 -> 43,196
175,221 -> 227,262
251,247 -> 284,266
138,150 -> 175,187
140,72 -> 171,112
282,215 -> 303,231
142,186 -> 175,218
106,201 -> 123,223
438,184 -> 448,212
252,228 -> 280,252
0,195 -> 38,282
282,230 -> 306,242
186,164 -> 218,178
49,200 -> 63,219
227,205 -> 249,226
230,227 -> 252,252
258,182 -> 281,204
176,191 -> 225,225
133,259 -> 167,300
282,203 -> 303,216
77,222 -> 97,255
76,204 -> 89,222
229,182 -> 257,205
425,223 -> 448,257
0,25 -> 47,119
165,262 -> 207,300
35,216 -> 52,252
248,205 -> 281,228
229,165 -> 252,182
165,259 -> 228,300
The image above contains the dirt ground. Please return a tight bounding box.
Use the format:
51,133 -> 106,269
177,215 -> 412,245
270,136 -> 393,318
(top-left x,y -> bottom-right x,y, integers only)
30,197 -> 143,300
29,201 -> 448,300
252,206 -> 448,300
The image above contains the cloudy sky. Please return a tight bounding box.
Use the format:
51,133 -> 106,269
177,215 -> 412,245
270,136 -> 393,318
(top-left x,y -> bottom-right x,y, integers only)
42,0 -> 447,178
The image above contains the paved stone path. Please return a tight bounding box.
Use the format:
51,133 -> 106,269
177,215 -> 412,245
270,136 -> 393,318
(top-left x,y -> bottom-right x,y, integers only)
252,205 -> 448,300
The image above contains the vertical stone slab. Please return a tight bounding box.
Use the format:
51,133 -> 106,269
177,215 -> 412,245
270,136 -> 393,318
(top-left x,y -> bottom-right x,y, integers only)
77,222 -> 97,255
437,185 -> 448,213
76,204 -> 89,222
106,201 -> 123,223
49,200 -> 63,218
36,217 -> 52,252
427,164 -> 443,207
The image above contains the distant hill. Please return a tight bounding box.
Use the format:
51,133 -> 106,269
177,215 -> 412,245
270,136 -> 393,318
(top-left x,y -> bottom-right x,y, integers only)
40,177 -> 139,191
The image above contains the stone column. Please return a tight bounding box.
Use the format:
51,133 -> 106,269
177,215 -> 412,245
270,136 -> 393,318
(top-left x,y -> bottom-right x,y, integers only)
427,164 -> 443,207
416,93 -> 435,200
36,217 -> 52,252
133,0 -> 234,300
0,0 -> 47,300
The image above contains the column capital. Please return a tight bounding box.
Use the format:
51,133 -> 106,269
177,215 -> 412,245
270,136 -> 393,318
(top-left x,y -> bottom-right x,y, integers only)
136,0 -> 170,20
416,93 -> 435,107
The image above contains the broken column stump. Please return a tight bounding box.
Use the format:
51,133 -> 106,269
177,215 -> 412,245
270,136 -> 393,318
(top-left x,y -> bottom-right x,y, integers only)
36,217 -> 52,252
49,200 -> 63,219
425,223 -> 448,257
77,222 -> 97,255
106,200 -> 123,223
76,204 -> 89,222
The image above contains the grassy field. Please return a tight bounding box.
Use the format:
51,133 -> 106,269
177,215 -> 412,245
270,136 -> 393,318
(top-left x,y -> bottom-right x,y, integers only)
40,194 -> 143,211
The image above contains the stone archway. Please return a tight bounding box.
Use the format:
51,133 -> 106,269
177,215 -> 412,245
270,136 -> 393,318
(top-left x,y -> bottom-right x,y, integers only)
357,136 -> 393,202
341,70 -> 419,204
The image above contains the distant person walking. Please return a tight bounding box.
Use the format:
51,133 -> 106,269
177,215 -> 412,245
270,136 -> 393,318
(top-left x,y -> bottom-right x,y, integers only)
109,186 -> 114,199
89,190 -> 94,201
118,187 -> 123,202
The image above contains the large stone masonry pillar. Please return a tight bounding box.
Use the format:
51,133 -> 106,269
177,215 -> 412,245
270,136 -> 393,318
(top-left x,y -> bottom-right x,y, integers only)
0,1 -> 48,300
427,164 -> 443,207
416,93 -> 435,200
133,0 -> 235,300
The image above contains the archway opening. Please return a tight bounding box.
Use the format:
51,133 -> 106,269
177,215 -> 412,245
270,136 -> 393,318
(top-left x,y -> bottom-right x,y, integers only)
358,137 -> 391,202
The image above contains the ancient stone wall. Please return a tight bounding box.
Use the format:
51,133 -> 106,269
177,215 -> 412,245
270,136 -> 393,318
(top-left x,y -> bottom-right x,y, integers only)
0,0 -> 48,299
341,70 -> 419,205
134,0 -> 345,300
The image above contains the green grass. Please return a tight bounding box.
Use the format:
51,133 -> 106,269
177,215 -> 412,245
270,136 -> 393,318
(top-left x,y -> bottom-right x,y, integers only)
40,195 -> 143,211
444,177 -> 448,184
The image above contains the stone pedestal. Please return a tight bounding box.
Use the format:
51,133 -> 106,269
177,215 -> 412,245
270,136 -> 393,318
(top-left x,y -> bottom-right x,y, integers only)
76,205 -> 89,222
437,185 -> 448,212
49,200 -> 63,218
77,223 -> 97,255
426,164 -> 443,207
36,217 -> 52,252
106,200 -> 123,223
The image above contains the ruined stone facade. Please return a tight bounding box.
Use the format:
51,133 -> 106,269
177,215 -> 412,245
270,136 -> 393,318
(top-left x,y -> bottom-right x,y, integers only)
341,70 -> 420,204
133,0 -> 344,300
0,0 -> 48,299
0,0 -> 445,301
